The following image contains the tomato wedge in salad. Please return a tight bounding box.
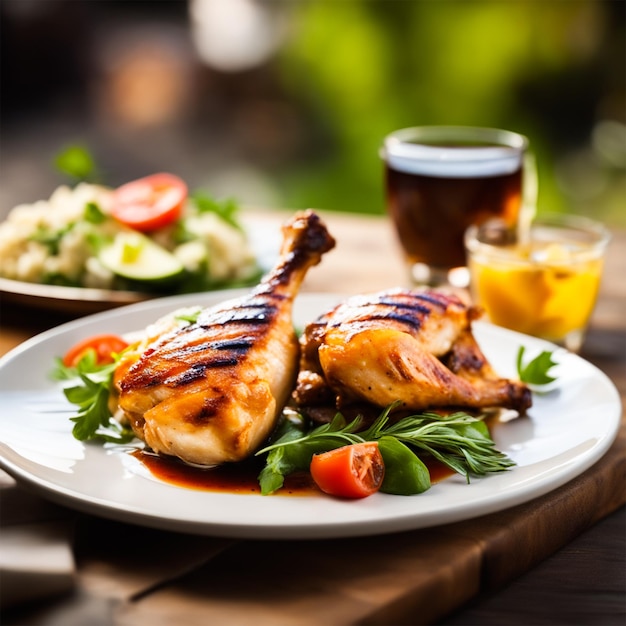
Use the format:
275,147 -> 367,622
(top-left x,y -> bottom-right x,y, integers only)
310,442 -> 385,499
63,334 -> 130,368
112,173 -> 187,232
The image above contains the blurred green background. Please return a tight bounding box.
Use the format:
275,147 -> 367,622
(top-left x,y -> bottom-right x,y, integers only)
1,0 -> 624,225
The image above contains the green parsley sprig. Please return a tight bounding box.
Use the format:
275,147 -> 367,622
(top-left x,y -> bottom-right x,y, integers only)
256,403 -> 514,496
51,351 -> 134,444
516,346 -> 558,386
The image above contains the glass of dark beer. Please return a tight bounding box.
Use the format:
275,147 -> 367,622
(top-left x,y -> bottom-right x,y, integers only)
381,126 -> 534,287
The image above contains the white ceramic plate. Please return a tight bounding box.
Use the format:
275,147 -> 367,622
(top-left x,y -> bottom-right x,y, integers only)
0,291 -> 621,539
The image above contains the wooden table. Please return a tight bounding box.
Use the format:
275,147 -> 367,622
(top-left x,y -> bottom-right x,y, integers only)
1,210 -> 624,625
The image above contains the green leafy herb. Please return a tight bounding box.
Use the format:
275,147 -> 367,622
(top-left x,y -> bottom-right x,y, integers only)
54,145 -> 97,181
257,412 -> 318,495
51,352 -> 134,444
256,403 -> 514,495
377,436 -> 430,495
84,201 -> 106,224
174,307 -> 203,324
516,346 -> 558,386
30,224 -> 74,255
191,191 -> 243,231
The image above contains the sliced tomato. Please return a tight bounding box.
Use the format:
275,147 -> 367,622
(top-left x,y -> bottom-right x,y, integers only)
112,173 -> 187,232
62,334 -> 130,368
310,442 -> 385,499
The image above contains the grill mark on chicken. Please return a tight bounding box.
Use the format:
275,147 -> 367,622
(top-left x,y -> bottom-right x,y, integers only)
197,303 -> 277,326
349,309 -> 427,329
114,209 -> 335,466
193,395 -> 227,424
211,338 -> 254,351
410,292 -> 451,307
173,338 -> 253,355
388,350 -> 415,382
322,291 -> 454,332
164,358 -> 240,387
376,293 -> 445,307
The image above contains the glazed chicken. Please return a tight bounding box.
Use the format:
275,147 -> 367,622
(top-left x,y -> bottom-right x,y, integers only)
114,210 -> 335,466
295,288 -> 531,415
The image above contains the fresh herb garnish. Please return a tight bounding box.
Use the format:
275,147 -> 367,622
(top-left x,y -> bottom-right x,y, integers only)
51,351 -> 134,443
30,224 -> 74,255
174,307 -> 203,324
256,403 -> 514,495
516,346 -> 558,386
54,145 -> 97,182
191,191 -> 243,231
84,201 -> 106,224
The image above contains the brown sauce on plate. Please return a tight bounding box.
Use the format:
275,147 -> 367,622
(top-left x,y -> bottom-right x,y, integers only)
427,460 -> 455,484
132,450 -> 454,495
133,450 -> 318,495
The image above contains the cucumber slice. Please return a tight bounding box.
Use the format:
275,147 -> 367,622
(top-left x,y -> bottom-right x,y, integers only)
98,232 -> 185,283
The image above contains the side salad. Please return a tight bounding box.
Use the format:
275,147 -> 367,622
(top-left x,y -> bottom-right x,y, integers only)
0,158 -> 261,293
51,328 -> 558,500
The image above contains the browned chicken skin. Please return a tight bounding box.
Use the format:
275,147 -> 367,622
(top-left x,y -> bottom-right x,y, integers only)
114,210 -> 335,466
295,288 -> 531,415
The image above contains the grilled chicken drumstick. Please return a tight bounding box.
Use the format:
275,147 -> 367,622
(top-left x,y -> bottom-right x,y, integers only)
295,288 -> 531,415
114,210 -> 335,466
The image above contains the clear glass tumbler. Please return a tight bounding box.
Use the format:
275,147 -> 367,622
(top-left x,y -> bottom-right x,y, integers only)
465,212 -> 610,352
381,125 -> 534,287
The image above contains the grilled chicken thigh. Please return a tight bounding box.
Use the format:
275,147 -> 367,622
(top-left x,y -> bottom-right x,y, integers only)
295,288 -> 531,414
114,210 -> 335,466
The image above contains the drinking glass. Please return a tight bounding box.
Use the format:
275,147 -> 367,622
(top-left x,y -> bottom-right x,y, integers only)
465,212 -> 610,353
381,125 -> 535,287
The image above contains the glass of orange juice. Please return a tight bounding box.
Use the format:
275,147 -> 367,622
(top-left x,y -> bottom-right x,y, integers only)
465,213 -> 610,352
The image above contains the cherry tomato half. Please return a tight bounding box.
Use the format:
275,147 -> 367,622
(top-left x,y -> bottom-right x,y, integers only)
310,442 -> 385,499
112,173 -> 187,232
62,334 -> 130,368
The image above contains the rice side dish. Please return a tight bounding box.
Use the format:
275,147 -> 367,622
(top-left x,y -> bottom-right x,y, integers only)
0,182 -> 260,292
